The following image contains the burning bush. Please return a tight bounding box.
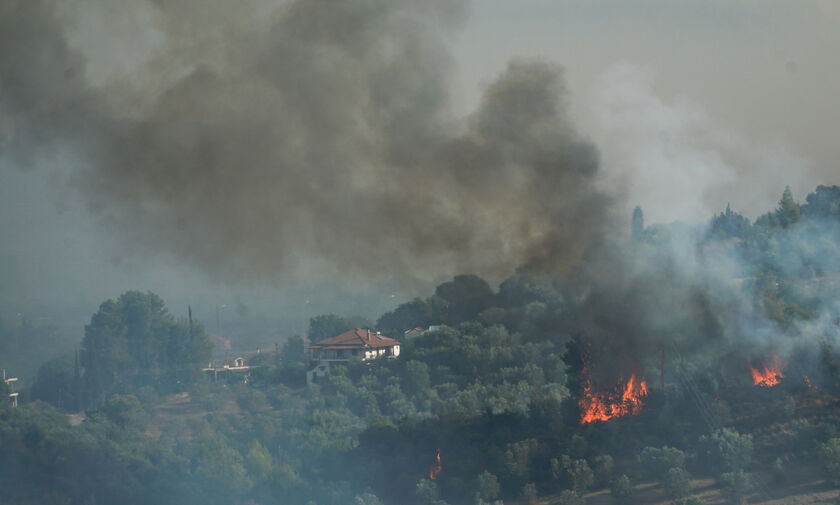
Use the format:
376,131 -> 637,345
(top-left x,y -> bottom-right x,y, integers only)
579,372 -> 648,424
749,356 -> 785,387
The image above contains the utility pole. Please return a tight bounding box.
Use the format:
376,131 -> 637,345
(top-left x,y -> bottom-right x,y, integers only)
3,369 -> 19,408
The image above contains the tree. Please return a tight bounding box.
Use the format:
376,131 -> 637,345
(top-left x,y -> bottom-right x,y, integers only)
80,291 -> 212,406
756,186 -> 801,229
103,394 -> 149,431
244,441 -> 274,482
673,497 -> 703,505
280,335 -> 306,363
638,446 -> 686,480
610,475 -> 632,505
776,186 -> 801,227
699,428 -> 753,474
556,456 -> 594,495
475,471 -> 500,502
662,467 -> 691,499
803,184 -> 840,218
551,490 -> 585,505
416,478 -> 448,505
404,360 -> 431,397
720,470 -> 750,505
708,204 -> 752,240
186,428 -> 251,503
30,353 -> 79,410
818,438 -> 840,486
521,483 -> 538,504
354,492 -> 385,505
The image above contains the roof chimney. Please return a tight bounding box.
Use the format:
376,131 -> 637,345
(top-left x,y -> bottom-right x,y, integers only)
367,329 -> 371,342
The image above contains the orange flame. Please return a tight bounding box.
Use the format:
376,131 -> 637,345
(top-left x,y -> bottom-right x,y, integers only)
429,449 -> 442,480
749,356 -> 784,387
580,373 -> 648,424
804,375 -> 818,392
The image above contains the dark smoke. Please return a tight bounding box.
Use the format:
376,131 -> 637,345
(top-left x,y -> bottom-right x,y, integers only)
0,0 -> 611,285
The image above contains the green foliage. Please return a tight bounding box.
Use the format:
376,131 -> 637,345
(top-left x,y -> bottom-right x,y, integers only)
755,185 -> 801,229
719,469 -> 750,505
771,457 -> 785,485
305,408 -> 364,453
638,446 -> 686,480
30,353 -> 80,410
416,479 -> 447,505
560,456 -> 594,495
818,438 -> 840,486
404,360 -> 431,396
803,184 -> 840,218
610,474 -> 633,505
708,203 -> 752,240
699,428 -> 753,474
80,291 -> 212,405
244,441 -> 274,482
521,482 -> 538,504
103,394 -> 148,431
475,471 -> 501,501
185,428 -> 251,502
662,467 -> 691,499
777,186 -> 802,227
672,496 -> 703,505
550,490 -> 585,505
14,183 -> 840,505
504,438 -> 539,479
590,454 -> 614,488
280,335 -> 306,363
354,492 -> 385,505
0,400 -> 193,505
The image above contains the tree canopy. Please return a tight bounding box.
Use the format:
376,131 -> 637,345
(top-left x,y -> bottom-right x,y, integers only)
80,291 -> 212,406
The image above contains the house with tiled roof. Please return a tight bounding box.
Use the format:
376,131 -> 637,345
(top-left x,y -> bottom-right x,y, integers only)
306,328 -> 400,384
403,325 -> 441,339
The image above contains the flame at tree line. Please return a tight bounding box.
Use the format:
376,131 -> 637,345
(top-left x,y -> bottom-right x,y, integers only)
579,367 -> 649,424
749,356 -> 785,387
429,449 -> 442,480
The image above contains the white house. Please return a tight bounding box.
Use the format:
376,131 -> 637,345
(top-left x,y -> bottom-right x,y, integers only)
306,328 -> 400,384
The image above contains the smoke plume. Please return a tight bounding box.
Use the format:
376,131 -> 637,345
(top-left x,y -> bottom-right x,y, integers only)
0,0 -> 611,285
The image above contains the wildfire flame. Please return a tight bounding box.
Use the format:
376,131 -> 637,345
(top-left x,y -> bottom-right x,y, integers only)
749,356 -> 784,387
804,375 -> 818,392
580,373 -> 648,424
429,448 -> 442,480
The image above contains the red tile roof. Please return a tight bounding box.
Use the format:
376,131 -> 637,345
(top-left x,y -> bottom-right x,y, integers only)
308,328 -> 400,350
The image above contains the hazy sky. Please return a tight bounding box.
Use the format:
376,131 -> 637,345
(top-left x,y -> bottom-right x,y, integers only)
451,0 -> 839,221
2,0 -> 839,324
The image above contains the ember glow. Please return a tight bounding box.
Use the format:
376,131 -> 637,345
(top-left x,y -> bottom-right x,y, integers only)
580,373 -> 649,424
749,357 -> 785,387
429,449 -> 442,480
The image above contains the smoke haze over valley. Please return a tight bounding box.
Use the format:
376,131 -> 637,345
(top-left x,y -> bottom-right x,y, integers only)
5,2 -> 840,505
2,0 -> 839,306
